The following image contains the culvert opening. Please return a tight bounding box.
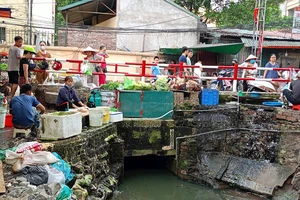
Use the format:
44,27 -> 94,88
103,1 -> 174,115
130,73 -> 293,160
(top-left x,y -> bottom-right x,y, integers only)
124,155 -> 172,170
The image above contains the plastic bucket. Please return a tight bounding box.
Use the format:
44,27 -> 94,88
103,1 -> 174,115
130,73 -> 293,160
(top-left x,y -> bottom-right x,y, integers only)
101,91 -> 116,108
99,106 -> 110,124
0,109 -> 6,128
89,108 -> 104,127
5,114 -> 13,127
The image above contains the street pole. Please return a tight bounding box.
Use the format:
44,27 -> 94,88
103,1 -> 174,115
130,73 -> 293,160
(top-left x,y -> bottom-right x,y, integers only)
29,0 -> 33,45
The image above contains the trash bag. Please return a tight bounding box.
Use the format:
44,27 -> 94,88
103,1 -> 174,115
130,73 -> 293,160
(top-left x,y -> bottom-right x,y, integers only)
81,61 -> 93,76
16,142 -> 42,153
44,165 -> 66,184
21,166 -> 48,186
0,147 -> 17,162
51,152 -> 75,184
56,183 -> 72,200
7,150 -> 60,172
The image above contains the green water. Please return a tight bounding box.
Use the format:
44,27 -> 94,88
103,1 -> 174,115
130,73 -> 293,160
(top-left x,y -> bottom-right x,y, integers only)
112,169 -> 264,200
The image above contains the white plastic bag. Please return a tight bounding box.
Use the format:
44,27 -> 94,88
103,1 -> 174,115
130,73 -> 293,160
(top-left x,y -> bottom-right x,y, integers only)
16,142 -> 42,153
44,165 -> 66,184
5,150 -> 21,165
12,151 -> 60,172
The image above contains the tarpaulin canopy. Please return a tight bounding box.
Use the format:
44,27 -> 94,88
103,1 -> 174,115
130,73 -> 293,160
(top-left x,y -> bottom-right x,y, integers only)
160,43 -> 244,55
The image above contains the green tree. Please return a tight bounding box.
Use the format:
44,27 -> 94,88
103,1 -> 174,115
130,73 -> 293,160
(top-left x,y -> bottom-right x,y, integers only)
174,0 -> 292,30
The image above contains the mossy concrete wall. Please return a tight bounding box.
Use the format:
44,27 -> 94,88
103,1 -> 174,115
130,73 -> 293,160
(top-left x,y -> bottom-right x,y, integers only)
176,104 -> 300,198
117,119 -> 177,156
52,124 -> 124,198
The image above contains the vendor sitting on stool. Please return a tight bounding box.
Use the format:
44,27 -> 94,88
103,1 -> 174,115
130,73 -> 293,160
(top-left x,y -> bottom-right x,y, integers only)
9,84 -> 46,129
283,71 -> 300,105
56,76 -> 87,111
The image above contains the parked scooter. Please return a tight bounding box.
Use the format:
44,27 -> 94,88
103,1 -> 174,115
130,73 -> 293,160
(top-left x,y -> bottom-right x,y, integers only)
210,70 -> 232,91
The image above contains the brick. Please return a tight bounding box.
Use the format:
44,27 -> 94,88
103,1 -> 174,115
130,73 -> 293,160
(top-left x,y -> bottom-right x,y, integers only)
282,111 -> 293,117
58,28 -> 117,50
276,114 -> 287,120
286,116 -> 297,122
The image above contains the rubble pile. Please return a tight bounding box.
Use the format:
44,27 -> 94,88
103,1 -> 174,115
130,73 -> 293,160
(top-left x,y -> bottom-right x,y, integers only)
0,141 -> 91,200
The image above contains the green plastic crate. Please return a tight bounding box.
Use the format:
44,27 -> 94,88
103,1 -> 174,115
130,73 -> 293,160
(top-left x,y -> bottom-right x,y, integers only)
118,90 -> 174,119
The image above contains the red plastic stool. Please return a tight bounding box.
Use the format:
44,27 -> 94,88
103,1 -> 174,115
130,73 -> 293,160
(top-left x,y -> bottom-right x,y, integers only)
292,105 -> 300,110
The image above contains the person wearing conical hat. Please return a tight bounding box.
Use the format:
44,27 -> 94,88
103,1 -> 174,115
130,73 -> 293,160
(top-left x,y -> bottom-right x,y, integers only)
82,46 -> 101,87
241,54 -> 258,91
18,46 -> 36,88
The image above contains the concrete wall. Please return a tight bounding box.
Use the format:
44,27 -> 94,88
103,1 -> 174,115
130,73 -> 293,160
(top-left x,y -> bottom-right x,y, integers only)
116,0 -> 200,52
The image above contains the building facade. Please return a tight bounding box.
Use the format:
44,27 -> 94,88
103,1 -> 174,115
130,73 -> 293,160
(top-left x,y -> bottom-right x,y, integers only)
58,0 -> 206,52
0,0 -> 55,45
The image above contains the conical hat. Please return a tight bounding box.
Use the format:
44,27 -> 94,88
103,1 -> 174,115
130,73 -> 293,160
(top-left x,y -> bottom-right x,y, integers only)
245,54 -> 257,62
82,46 -> 97,55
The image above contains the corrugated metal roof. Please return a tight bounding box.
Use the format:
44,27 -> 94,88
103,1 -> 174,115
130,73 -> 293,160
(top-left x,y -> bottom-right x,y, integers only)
58,0 -> 116,25
208,28 -> 300,40
241,37 -> 300,48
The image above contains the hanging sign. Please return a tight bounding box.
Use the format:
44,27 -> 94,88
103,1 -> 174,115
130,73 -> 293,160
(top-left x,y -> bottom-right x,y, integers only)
292,7 -> 300,33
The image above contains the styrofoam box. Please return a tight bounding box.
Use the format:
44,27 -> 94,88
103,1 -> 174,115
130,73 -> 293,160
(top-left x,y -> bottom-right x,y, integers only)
109,112 -> 123,123
40,112 -> 82,140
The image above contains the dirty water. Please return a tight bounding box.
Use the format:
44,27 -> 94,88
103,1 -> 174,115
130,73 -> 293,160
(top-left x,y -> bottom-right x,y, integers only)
112,169 -> 265,200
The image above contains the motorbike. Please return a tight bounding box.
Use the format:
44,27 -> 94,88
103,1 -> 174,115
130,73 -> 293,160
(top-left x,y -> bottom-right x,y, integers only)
210,70 -> 233,91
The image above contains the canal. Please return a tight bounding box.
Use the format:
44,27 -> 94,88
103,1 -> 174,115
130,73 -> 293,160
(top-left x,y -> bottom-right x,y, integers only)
112,156 -> 264,200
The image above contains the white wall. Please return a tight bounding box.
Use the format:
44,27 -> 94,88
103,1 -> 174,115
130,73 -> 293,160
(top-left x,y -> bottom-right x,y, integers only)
32,0 -> 55,45
116,0 -> 200,52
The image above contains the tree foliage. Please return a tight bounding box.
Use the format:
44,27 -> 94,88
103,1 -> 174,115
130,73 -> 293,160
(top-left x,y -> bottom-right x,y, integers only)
174,0 -> 292,30
55,0 -> 81,26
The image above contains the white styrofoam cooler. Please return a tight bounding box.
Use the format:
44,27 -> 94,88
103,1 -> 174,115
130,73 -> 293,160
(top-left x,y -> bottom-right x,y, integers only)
109,112 -> 123,123
40,112 -> 82,140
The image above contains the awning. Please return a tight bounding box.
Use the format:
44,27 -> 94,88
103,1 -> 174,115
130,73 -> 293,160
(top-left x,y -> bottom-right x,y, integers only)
241,37 -> 300,49
58,0 -> 116,25
159,43 -> 244,55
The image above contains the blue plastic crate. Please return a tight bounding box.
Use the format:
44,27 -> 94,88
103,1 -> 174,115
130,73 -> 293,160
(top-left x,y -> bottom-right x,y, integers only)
201,89 -> 219,106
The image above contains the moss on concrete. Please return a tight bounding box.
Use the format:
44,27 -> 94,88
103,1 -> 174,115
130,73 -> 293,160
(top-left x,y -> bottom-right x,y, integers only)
133,130 -> 143,139
149,130 -> 162,144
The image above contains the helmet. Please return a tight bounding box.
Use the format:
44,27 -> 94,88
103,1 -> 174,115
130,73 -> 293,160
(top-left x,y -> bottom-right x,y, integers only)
24,46 -> 36,54
52,61 -> 62,71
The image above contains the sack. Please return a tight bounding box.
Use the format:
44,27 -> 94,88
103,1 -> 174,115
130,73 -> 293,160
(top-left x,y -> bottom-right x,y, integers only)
95,65 -> 101,72
102,67 -> 107,73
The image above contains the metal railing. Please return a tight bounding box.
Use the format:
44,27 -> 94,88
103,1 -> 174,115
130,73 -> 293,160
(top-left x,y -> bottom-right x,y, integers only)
1,28 -> 56,46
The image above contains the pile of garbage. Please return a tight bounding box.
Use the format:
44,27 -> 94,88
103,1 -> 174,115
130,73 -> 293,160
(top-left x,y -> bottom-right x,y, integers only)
0,142 -> 89,200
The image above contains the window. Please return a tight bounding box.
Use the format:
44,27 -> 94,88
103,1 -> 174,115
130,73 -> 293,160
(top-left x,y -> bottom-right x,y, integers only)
0,27 -> 5,43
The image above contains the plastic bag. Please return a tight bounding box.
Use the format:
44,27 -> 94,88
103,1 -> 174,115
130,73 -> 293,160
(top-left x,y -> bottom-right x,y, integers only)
9,151 -> 60,172
56,183 -> 72,200
0,147 -> 17,162
21,166 -> 48,186
16,142 -> 42,153
44,165 -> 66,184
155,77 -> 169,91
5,150 -> 21,165
123,76 -> 135,90
51,152 -> 75,184
81,61 -> 93,76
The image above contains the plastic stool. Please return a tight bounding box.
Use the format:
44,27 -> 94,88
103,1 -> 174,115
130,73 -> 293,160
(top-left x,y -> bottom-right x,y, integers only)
292,105 -> 300,110
13,128 -> 31,138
